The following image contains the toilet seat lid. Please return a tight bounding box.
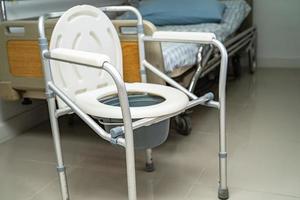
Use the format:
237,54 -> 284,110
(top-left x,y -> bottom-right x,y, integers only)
49,5 -> 122,108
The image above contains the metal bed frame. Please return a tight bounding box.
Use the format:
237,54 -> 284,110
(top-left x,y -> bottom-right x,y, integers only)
38,6 -> 229,200
189,27 -> 257,89
170,11 -> 257,135
0,1 -> 6,21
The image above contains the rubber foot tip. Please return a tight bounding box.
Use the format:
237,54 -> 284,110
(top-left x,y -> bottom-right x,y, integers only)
218,188 -> 229,200
145,162 -> 155,172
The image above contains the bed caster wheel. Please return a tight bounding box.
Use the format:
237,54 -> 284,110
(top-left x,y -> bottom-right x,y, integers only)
249,32 -> 257,74
248,47 -> 257,74
232,55 -> 241,78
218,188 -> 229,200
22,98 -> 32,105
175,114 -> 192,136
145,162 -> 155,172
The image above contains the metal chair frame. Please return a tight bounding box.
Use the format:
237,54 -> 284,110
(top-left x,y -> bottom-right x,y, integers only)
38,6 -> 229,200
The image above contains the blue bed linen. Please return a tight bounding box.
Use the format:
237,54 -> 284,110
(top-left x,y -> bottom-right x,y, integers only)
158,0 -> 251,73
132,0 -> 225,26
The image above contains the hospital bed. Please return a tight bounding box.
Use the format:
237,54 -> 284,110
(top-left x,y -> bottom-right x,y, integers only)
0,0 -> 255,135
158,0 -> 256,82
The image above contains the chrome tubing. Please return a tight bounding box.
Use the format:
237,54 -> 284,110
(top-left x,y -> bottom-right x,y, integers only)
38,14 -> 136,200
100,6 -> 147,82
112,92 -> 215,134
146,149 -> 153,165
188,47 -> 204,92
143,60 -> 198,100
38,15 -> 70,200
48,83 -> 117,145
188,46 -> 214,93
212,39 -> 229,197
55,107 -> 73,118
103,62 -> 137,200
47,97 -> 70,200
0,0 -> 7,21
143,30 -> 229,196
38,13 -> 64,39
44,56 -> 136,199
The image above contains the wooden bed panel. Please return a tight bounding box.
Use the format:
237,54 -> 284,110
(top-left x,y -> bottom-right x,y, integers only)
6,40 -> 141,82
121,41 -> 141,83
7,40 -> 43,78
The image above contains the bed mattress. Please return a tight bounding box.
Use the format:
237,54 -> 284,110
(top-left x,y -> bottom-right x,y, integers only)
157,0 -> 251,74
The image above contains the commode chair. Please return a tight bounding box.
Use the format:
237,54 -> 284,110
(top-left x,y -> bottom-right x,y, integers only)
38,5 -> 229,200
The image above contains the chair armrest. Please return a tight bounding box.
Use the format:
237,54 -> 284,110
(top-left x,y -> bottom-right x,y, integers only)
47,48 -> 110,68
152,31 -> 216,43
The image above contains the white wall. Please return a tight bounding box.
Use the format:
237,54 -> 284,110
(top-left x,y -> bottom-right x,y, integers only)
254,0 -> 300,68
0,100 -> 48,143
6,0 -> 126,20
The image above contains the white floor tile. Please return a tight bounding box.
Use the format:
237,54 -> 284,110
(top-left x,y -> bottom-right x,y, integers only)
1,68 -> 300,200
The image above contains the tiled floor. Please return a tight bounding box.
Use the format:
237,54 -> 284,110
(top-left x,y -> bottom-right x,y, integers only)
0,68 -> 300,200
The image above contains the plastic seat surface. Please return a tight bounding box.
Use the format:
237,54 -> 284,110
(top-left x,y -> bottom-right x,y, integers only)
75,82 -> 189,119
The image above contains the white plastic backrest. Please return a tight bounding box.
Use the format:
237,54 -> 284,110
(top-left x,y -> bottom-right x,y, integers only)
49,5 -> 122,108
152,31 -> 216,43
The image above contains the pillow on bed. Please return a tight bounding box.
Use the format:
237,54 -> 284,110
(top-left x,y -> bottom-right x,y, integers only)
122,0 -> 225,26
128,0 -> 140,8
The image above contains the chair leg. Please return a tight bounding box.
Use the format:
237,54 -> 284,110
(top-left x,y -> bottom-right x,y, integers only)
48,98 -> 70,200
145,148 -> 155,172
124,142 -> 137,200
218,103 -> 229,200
